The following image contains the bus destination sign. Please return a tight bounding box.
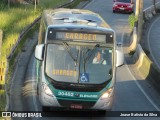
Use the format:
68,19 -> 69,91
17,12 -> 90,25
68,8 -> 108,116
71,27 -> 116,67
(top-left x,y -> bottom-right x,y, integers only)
56,32 -> 107,42
47,30 -> 113,43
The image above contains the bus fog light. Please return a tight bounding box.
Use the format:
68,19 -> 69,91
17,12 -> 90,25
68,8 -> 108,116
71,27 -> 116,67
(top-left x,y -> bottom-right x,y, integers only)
42,83 -> 54,97
100,88 -> 113,99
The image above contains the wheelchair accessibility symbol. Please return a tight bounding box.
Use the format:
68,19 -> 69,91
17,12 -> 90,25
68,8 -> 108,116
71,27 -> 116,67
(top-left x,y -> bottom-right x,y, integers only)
80,73 -> 89,82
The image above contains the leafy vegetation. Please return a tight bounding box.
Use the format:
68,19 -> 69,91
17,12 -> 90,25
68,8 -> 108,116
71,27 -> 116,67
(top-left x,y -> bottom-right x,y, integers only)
0,0 -> 69,60
0,92 -> 6,111
128,14 -> 138,29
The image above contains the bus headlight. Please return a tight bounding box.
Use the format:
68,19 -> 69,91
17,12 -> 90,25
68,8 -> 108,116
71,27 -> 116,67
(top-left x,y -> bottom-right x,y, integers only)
42,83 -> 53,97
100,88 -> 113,100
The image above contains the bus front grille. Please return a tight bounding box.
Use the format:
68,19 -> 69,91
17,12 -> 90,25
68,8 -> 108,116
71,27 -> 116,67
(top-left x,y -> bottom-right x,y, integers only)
53,84 -> 103,92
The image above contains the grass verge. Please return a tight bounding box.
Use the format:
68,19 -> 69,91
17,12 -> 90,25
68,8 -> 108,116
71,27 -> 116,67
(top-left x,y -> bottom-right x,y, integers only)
0,91 -> 6,111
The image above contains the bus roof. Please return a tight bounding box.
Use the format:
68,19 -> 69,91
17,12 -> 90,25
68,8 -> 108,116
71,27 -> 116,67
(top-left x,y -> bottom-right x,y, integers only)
42,8 -> 112,29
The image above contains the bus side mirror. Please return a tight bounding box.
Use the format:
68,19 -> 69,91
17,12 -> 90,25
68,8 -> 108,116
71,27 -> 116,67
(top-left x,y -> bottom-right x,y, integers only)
116,50 -> 124,67
35,44 -> 44,61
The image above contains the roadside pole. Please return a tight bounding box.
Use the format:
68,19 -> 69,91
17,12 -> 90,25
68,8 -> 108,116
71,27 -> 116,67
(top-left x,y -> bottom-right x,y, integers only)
137,0 -> 144,42
135,0 -> 140,18
153,0 -> 156,11
8,0 -> 10,8
34,0 -> 37,11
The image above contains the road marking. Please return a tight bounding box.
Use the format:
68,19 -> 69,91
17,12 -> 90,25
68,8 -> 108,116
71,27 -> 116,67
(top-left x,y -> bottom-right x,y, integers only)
121,26 -> 160,111
147,17 -> 160,70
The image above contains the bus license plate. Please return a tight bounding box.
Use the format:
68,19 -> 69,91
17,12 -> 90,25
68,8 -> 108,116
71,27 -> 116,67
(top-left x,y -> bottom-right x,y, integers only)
70,104 -> 83,109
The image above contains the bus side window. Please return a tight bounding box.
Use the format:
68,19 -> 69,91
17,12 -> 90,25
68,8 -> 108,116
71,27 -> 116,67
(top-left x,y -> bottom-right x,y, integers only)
38,20 -> 45,44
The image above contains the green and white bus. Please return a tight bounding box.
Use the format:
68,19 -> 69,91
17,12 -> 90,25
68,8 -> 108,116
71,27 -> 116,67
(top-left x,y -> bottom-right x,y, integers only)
35,8 -> 124,112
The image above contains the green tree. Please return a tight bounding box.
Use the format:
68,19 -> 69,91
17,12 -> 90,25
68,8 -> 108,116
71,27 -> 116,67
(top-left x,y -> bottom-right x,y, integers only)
128,14 -> 138,28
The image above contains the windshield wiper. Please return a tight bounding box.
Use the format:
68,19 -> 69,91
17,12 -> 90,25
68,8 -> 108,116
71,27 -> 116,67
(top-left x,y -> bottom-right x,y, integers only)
63,42 -> 78,68
84,44 -> 100,64
83,44 -> 100,72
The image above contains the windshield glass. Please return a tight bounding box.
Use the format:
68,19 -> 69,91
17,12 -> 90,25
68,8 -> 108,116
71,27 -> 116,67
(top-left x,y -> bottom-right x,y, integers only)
116,0 -> 131,3
45,44 -> 113,84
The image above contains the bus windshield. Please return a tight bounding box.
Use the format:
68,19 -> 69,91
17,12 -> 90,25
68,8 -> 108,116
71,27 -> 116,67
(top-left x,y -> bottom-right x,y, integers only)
45,43 -> 113,84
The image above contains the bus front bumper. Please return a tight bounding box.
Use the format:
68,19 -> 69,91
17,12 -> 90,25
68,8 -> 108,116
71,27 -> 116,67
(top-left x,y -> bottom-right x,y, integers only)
40,91 -> 113,111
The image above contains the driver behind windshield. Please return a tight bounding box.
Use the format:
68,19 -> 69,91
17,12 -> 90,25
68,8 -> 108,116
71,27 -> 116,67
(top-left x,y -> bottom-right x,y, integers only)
92,51 -> 107,65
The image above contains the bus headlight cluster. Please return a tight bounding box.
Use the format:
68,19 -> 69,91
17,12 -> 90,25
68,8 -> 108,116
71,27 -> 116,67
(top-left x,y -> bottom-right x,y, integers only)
42,83 -> 54,97
100,88 -> 113,100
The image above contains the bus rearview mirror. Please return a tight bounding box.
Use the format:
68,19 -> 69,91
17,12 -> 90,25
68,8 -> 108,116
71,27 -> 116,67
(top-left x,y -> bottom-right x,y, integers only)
116,50 -> 124,67
35,44 -> 44,61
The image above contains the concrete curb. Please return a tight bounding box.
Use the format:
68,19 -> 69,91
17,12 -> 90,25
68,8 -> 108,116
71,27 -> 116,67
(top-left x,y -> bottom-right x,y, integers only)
133,44 -> 152,78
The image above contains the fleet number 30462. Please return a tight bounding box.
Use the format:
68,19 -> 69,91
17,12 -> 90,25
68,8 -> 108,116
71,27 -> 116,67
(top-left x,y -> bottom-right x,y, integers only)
58,91 -> 74,97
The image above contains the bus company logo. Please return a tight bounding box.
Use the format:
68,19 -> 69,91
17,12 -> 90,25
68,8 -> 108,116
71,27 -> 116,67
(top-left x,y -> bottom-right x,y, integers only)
2,112 -> 11,117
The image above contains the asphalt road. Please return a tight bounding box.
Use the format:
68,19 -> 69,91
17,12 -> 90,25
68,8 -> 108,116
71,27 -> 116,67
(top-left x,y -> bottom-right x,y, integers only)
9,0 -> 160,120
